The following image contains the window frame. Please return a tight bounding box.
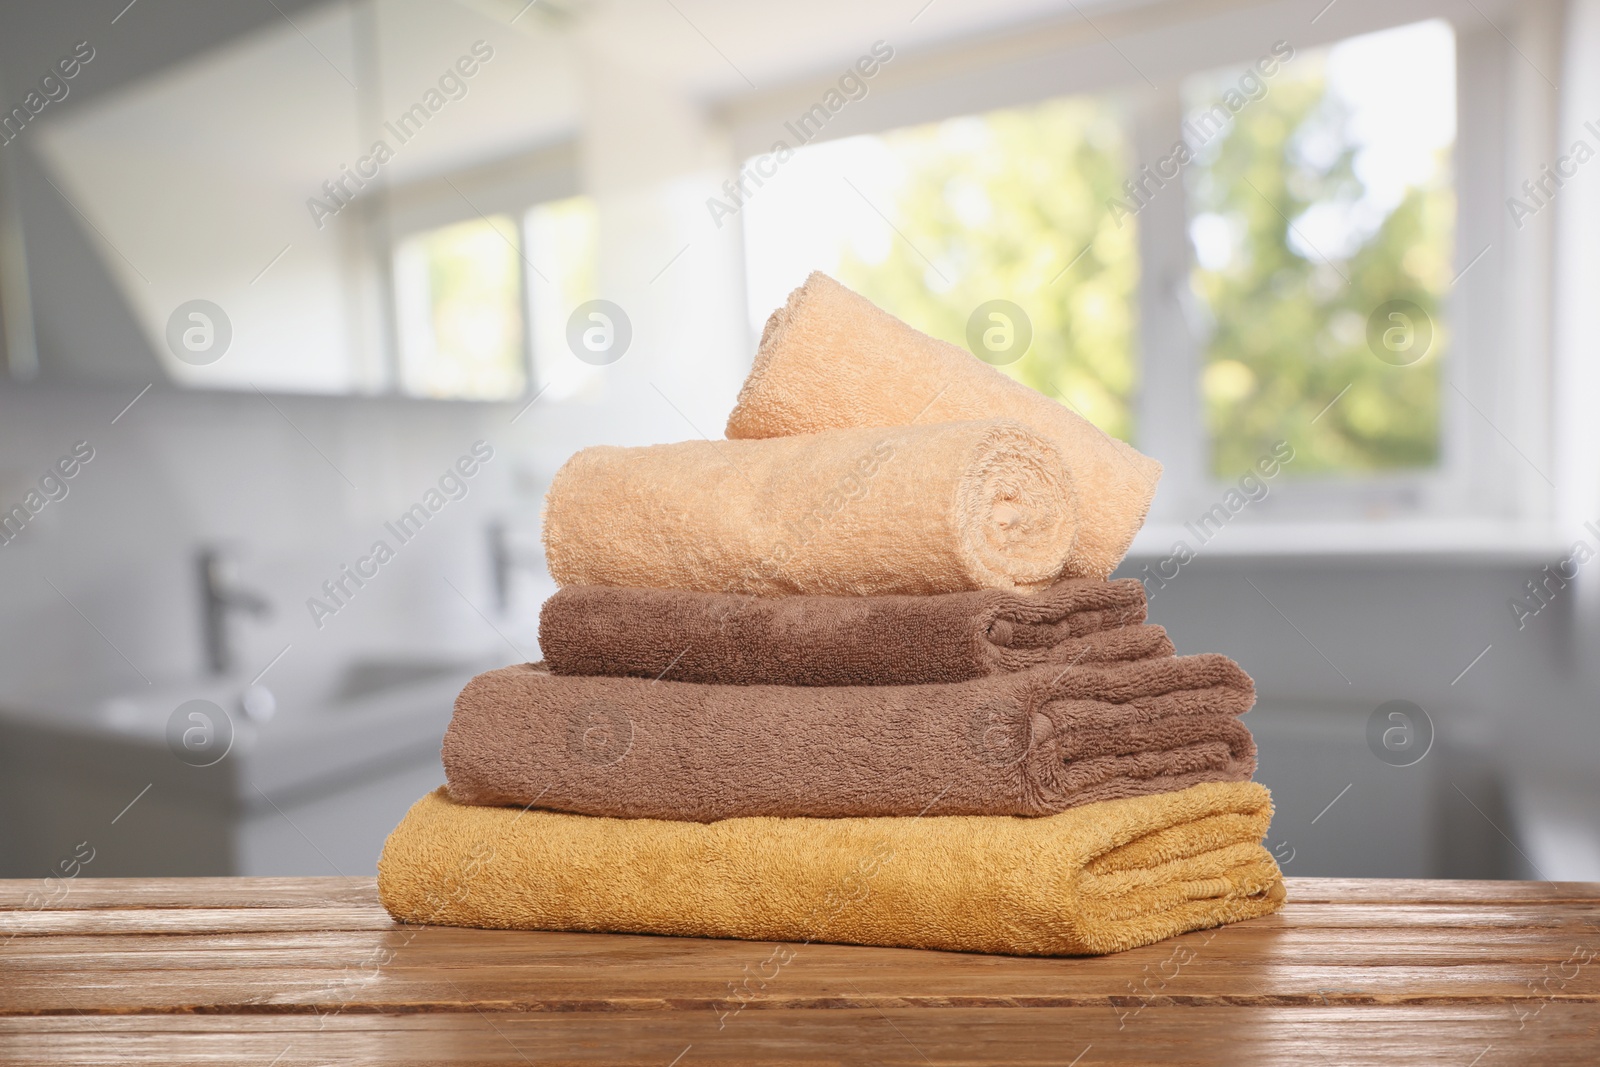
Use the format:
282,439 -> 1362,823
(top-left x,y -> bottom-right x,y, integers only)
374,142 -> 581,400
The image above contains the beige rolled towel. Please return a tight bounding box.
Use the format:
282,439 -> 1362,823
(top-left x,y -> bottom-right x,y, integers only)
726,273 -> 1162,579
543,420 -> 1077,597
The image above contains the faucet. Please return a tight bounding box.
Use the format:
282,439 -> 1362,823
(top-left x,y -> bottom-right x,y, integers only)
198,546 -> 271,675
487,520 -> 541,614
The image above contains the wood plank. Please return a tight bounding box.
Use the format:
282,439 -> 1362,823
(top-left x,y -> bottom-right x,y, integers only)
5,903 -> 1593,947
0,1006 -> 1594,1066
0,877 -> 378,911
8,914 -> 1596,969
4,876 -> 1596,911
4,966 -> 1595,1014
1280,878 -> 1600,904
5,897 -> 1595,939
6,870 -> 1593,915
0,906 -> 395,937
5,919 -> 1598,1014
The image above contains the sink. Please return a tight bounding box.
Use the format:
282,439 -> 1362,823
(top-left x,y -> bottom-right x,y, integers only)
88,654 -> 481,733
333,657 -> 482,702
0,652 -> 508,878
27,653 -> 495,796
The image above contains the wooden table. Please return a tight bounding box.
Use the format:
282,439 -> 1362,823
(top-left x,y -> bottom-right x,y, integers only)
2,877 -> 1596,1065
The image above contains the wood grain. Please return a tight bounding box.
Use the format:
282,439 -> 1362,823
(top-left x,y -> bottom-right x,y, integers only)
1,876 -> 1596,1065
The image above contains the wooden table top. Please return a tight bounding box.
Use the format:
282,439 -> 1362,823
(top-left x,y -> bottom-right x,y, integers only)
1,877 -> 1596,1065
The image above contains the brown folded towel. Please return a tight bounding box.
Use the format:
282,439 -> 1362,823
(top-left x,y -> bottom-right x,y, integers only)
442,655 -> 1257,821
542,419 -> 1080,597
725,273 -> 1162,579
539,578 -> 1163,686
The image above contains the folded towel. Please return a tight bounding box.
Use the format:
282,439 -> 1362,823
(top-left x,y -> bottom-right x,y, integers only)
539,577 -> 1159,686
543,420 -> 1079,597
725,273 -> 1162,579
378,781 -> 1285,956
442,654 -> 1255,821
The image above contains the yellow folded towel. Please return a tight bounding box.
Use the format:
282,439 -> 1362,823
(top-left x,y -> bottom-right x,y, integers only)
726,273 -> 1162,579
377,782 -> 1285,956
542,420 -> 1079,597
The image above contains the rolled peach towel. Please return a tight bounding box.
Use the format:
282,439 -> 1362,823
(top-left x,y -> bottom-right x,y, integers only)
726,272 -> 1161,579
441,655 -> 1255,821
542,420 -> 1078,597
377,781 -> 1286,957
539,578 -> 1159,686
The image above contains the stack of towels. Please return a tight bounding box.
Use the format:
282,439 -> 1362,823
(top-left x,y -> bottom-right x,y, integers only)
378,273 -> 1287,956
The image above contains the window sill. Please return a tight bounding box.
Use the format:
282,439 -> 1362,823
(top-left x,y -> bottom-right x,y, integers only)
1123,519 -> 1572,565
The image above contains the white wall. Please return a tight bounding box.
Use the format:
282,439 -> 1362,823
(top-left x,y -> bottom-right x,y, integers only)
1115,548 -> 1596,878
0,383 -> 544,696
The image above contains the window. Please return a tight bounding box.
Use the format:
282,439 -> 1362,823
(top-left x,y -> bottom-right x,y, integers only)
390,190 -> 599,402
525,195 -> 601,400
394,215 -> 527,400
1185,20 -> 1455,478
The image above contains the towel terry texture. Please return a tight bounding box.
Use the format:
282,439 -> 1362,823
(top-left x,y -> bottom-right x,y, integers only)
441,654 -> 1256,821
541,420 -> 1079,598
377,781 -> 1285,956
725,272 -> 1161,580
539,577 -> 1158,686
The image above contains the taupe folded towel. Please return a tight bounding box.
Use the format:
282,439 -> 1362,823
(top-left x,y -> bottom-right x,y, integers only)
541,420 -> 1079,597
442,655 -> 1257,821
540,578 -> 1163,686
726,273 -> 1162,579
